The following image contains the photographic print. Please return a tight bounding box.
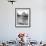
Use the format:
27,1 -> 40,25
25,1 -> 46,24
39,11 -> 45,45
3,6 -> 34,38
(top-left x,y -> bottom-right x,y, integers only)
15,8 -> 31,27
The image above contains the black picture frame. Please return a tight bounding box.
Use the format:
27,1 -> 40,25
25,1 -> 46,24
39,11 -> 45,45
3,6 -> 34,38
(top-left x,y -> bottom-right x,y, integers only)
15,8 -> 31,28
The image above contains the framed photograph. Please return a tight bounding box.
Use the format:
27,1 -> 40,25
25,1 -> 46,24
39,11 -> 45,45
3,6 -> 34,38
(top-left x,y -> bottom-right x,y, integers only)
15,8 -> 31,27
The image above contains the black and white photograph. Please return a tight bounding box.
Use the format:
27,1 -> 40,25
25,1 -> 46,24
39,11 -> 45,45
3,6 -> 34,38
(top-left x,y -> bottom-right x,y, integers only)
0,0 -> 46,46
15,8 -> 31,27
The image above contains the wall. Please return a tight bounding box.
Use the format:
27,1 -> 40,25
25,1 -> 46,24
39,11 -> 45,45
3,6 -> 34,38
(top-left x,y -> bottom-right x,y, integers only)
0,0 -> 46,42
